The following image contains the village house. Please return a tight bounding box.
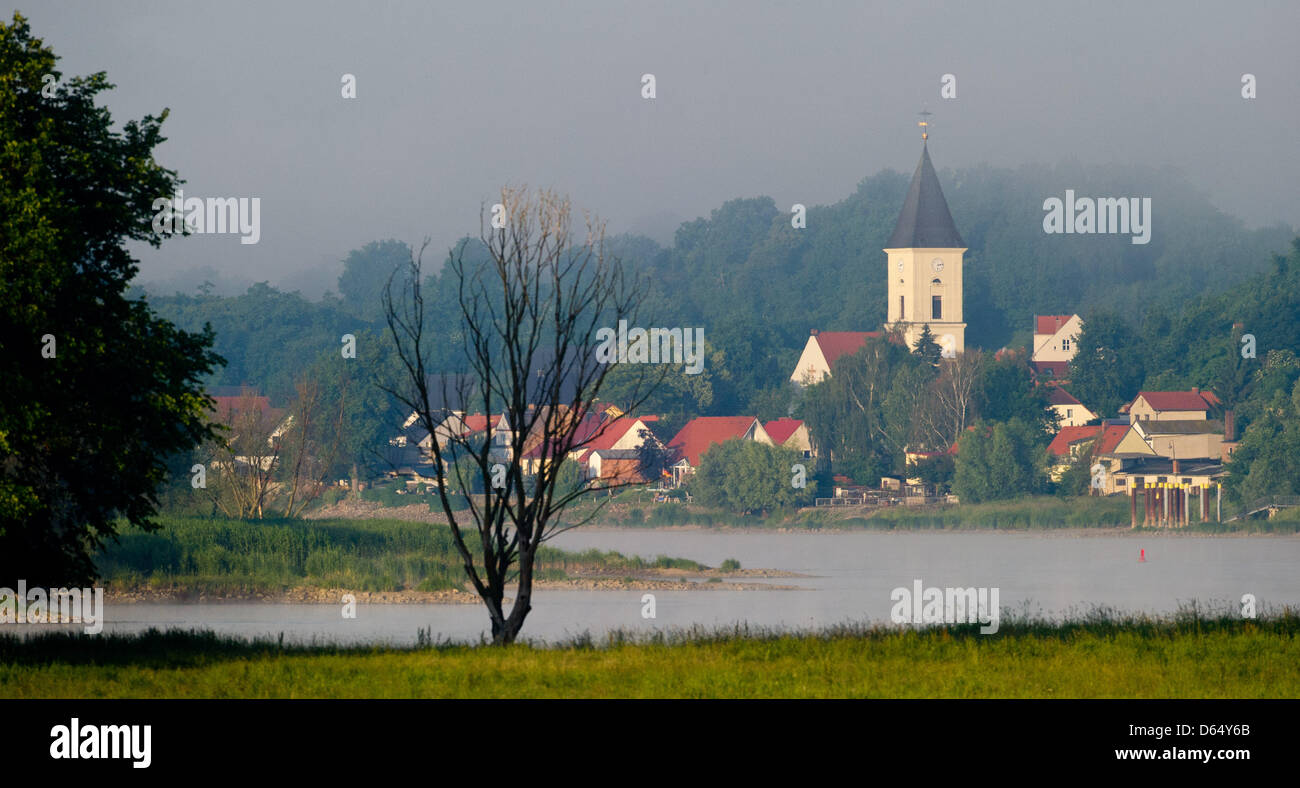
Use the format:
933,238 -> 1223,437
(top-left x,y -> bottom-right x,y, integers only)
1113,419 -> 1225,463
764,418 -> 813,459
1045,384 -> 1096,427
207,387 -> 292,471
789,330 -> 882,386
1108,458 -> 1225,498
666,416 -> 773,487
1124,389 -> 1221,423
1085,391 -> 1228,495
1045,424 -> 1104,481
386,411 -> 513,486
566,414 -> 660,483
1030,314 -> 1082,379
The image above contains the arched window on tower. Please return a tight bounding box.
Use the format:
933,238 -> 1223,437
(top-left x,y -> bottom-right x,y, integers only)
930,278 -> 943,321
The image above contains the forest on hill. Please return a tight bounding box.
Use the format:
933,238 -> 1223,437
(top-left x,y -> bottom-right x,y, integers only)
138,159 -> 1295,422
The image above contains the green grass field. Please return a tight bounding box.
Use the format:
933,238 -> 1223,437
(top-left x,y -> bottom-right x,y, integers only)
3,611 -> 1295,698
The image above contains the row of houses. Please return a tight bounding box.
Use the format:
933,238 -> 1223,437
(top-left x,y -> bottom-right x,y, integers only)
384,408 -> 815,491
1048,388 -> 1231,494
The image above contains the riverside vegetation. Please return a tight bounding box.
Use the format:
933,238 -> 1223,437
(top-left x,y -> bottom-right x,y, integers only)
571,494 -> 1297,532
2,608 -> 1295,699
95,516 -> 710,596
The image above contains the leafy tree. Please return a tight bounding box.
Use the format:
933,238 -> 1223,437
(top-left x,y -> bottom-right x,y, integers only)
338,239 -> 411,322
693,439 -> 814,513
0,14 -> 221,583
300,329 -> 404,493
634,427 -> 674,485
977,349 -> 1056,433
952,419 -> 1048,503
881,361 -> 938,468
1052,441 -> 1099,498
1068,311 -> 1144,419
908,453 -> 955,495
799,335 -> 912,483
1223,378 -> 1300,503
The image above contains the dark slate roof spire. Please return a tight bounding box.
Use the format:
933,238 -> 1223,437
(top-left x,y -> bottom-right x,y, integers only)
886,142 -> 965,249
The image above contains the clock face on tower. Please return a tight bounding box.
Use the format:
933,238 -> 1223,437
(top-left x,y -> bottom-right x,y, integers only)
932,258 -> 944,273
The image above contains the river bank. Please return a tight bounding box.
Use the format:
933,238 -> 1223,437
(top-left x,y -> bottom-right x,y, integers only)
103,569 -> 803,604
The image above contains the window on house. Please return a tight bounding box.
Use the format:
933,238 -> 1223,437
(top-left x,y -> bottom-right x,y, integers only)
1182,477 -> 1192,485
1066,408 -> 1073,419
1157,476 -> 1167,483
1062,339 -> 1071,352
1134,477 -> 1145,486
931,295 -> 942,320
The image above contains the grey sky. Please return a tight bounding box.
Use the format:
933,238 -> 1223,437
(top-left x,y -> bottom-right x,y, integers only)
15,0 -> 1300,296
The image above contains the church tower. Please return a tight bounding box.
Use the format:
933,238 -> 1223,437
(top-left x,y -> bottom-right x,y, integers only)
883,138 -> 967,355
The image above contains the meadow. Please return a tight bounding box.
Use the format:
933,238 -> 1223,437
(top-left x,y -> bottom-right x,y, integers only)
2,609 -> 1295,698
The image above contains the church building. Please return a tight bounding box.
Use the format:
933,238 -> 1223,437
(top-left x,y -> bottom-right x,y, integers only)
883,139 -> 967,355
790,133 -> 967,385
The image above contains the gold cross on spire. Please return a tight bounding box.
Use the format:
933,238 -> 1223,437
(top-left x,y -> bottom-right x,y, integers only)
918,108 -> 932,141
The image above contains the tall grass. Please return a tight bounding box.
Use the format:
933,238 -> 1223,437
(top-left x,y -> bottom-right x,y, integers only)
95,516 -> 700,594
837,496 -> 1133,529
3,607 -> 1296,698
584,495 -> 1135,530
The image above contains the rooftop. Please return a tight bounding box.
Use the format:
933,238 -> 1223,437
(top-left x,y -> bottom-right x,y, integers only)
885,143 -> 965,249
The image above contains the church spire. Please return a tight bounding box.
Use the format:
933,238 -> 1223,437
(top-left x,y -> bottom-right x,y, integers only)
886,137 -> 964,249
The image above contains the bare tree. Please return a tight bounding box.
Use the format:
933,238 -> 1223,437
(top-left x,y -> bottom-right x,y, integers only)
927,349 -> 985,449
200,391 -> 282,519
382,187 -> 662,645
280,373 -> 346,517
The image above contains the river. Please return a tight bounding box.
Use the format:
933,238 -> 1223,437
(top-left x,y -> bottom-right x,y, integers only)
12,529 -> 1300,645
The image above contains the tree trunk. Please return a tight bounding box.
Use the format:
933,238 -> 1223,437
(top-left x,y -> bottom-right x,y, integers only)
350,462 -> 360,499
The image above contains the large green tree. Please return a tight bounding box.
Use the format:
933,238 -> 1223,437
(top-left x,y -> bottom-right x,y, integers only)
1223,378 -> 1300,504
338,239 -> 411,322
952,419 -> 1049,504
0,14 -> 221,584
692,438 -> 814,513
1066,311 -> 1144,419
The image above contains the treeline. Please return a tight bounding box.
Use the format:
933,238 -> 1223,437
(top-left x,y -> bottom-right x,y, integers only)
135,169 -> 1300,509
140,161 -> 1294,423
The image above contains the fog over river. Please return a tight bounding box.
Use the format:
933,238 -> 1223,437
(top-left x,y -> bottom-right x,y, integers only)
20,530 -> 1300,645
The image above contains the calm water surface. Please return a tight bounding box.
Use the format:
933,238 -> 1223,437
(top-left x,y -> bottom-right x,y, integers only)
13,530 -> 1300,645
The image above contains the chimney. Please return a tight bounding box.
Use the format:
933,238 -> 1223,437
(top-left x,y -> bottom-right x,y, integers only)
810,329 -> 819,336
1225,410 -> 1235,442
1190,386 -> 1198,394
1172,458 -> 1180,475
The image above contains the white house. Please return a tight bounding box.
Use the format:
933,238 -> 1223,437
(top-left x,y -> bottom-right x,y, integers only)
1031,314 -> 1083,378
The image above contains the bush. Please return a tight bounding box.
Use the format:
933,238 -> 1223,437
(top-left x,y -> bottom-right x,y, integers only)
720,558 -> 741,571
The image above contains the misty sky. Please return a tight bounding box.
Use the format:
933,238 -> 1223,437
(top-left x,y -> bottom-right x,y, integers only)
13,1 -> 1300,296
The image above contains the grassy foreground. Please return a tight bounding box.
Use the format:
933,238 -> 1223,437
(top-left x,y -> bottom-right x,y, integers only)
3,611 -> 1296,698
